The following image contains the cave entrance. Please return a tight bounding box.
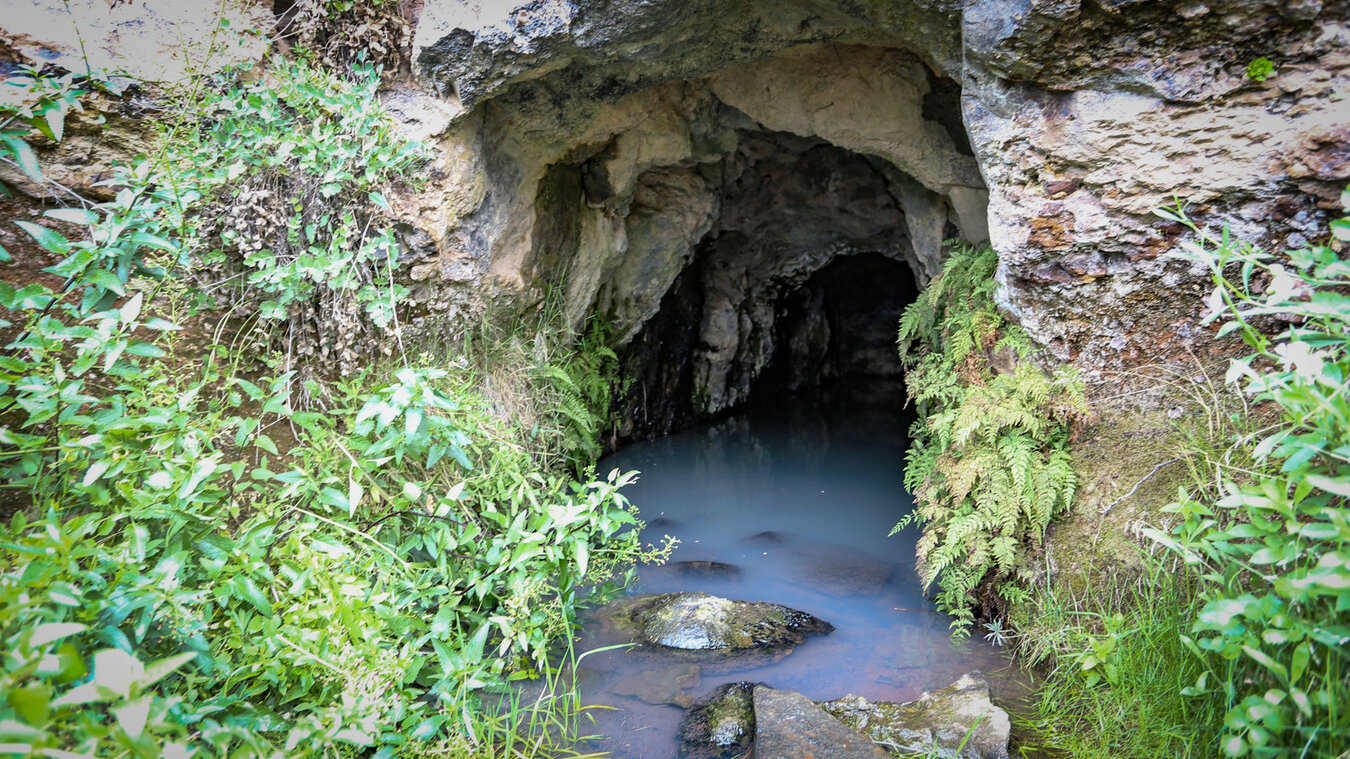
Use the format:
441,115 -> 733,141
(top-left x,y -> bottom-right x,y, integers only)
753,253 -> 918,397
515,44 -> 983,445
608,131 -> 929,443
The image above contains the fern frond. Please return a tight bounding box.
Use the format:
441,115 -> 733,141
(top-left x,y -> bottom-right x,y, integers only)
897,240 -> 1088,633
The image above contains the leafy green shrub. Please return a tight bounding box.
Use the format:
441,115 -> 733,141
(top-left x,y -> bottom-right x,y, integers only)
175,55 -> 422,373
0,59 -> 667,758
894,242 -> 1087,635
1146,193 -> 1350,758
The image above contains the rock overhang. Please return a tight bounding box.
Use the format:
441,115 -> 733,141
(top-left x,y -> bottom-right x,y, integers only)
402,0 -> 1348,389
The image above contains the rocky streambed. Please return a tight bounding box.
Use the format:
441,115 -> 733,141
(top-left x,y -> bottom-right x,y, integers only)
590,591 -> 1010,758
571,387 -> 1030,758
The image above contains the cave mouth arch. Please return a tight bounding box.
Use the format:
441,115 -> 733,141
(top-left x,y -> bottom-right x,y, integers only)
603,131 -> 928,443
509,44 -> 984,443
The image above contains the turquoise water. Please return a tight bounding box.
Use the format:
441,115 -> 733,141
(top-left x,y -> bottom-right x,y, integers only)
575,383 -> 1026,758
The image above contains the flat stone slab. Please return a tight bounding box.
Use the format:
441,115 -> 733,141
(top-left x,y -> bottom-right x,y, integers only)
665,560 -> 743,580
753,686 -> 890,759
610,663 -> 702,708
820,672 -> 1011,759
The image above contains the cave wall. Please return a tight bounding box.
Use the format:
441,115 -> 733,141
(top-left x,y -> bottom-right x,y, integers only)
398,0 -> 1348,389
3,0 -> 1347,406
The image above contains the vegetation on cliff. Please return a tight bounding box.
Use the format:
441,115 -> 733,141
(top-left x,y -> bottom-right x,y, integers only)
1011,199 -> 1350,759
0,52 -> 660,759
895,242 -> 1088,636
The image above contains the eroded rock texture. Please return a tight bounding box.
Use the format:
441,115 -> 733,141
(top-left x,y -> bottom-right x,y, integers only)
5,0 -> 1345,426
396,0 -> 1348,429
821,672 -> 1012,759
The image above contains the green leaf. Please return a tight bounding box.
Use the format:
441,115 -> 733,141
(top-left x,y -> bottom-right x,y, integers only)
30,623 -> 87,648
465,621 -> 490,666
1242,645 -> 1288,683
44,208 -> 98,225
113,696 -> 150,739
1197,598 -> 1249,630
7,683 -> 51,726
44,106 -> 66,143
255,434 -> 278,455
15,220 -> 70,254
119,292 -> 144,324
1289,642 -> 1310,685
231,576 -> 274,618
141,652 -> 197,689
431,605 -> 456,639
1306,473 -> 1350,497
0,719 -> 42,742
82,461 -> 110,488
90,649 -> 142,699
1299,522 -> 1339,540
1330,217 -> 1350,242
1,135 -> 42,182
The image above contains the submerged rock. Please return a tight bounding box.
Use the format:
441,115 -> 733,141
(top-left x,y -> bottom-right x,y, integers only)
678,682 -> 758,758
666,560 -> 743,580
819,672 -> 1011,759
739,530 -> 786,545
606,592 -> 831,650
786,543 -> 893,597
610,663 -> 702,708
753,685 -> 890,759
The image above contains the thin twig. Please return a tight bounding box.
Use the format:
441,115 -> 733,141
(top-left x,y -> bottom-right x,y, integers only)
1099,457 -> 1183,515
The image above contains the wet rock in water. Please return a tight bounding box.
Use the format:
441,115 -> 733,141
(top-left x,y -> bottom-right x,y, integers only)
667,560 -> 742,580
678,682 -> 758,758
739,530 -> 785,545
752,686 -> 890,759
647,517 -> 680,532
599,592 -> 832,655
610,663 -> 702,708
819,672 -> 1011,759
786,543 -> 893,596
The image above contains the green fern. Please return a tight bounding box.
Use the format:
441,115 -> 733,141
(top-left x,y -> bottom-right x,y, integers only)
893,242 -> 1087,638
537,317 -> 622,473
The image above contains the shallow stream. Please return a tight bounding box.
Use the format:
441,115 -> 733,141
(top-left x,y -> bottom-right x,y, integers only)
575,383 -> 1031,758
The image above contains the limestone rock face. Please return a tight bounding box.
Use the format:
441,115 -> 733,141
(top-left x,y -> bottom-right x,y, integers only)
2,0 -> 268,84
7,0 -> 1344,421
404,0 -> 1349,397
961,1 -> 1350,366
820,673 -> 1012,759
0,1 -> 270,199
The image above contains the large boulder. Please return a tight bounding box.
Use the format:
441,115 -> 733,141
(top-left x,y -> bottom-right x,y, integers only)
752,685 -> 890,759
600,592 -> 832,653
820,673 -> 1011,759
